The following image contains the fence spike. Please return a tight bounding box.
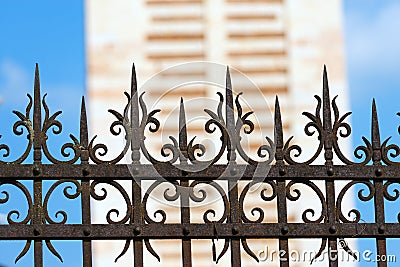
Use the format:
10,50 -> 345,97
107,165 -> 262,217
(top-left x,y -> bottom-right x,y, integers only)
33,63 -> 42,163
274,96 -> 283,163
225,66 -> 236,162
179,97 -> 188,163
322,65 -> 333,165
130,63 -> 141,163
371,99 -> 382,165
80,96 -> 89,163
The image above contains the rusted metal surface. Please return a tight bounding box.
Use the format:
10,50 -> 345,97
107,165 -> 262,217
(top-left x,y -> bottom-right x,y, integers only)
0,63 -> 399,266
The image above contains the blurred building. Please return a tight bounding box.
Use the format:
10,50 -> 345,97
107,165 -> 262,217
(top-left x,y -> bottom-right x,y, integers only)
85,0 -> 352,266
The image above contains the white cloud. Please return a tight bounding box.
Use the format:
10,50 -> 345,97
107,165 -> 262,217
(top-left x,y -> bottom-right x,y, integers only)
345,2 -> 400,73
0,59 -> 84,115
0,60 -> 29,86
0,59 -> 31,106
0,213 -> 6,224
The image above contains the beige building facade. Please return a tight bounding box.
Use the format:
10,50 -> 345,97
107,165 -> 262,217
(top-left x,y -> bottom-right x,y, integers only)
85,0 -> 353,266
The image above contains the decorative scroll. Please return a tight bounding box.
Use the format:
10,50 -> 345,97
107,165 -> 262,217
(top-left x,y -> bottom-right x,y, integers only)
0,63 -> 400,266
0,181 -> 33,226
41,94 -> 80,164
90,180 -> 131,224
88,92 -> 132,164
0,94 -> 33,164
0,64 -> 391,167
43,179 -> 81,224
239,181 -> 277,223
286,181 -> 327,223
336,180 -> 375,223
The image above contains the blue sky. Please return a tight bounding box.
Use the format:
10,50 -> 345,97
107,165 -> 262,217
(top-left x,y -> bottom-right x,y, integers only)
0,1 -> 399,266
345,0 -> 400,143
0,2 -> 85,266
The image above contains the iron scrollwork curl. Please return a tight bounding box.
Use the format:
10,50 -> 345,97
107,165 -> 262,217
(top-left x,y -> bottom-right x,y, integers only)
45,240 -> 64,263
286,180 -> 327,223
381,138 -> 400,165
139,91 -> 229,167
188,180 -> 231,263
141,180 -> 180,262
0,180 -> 33,224
188,180 -> 230,223
14,240 -> 32,264
239,180 -> 277,223
0,181 -> 34,263
378,112 -> 400,164
90,180 -> 131,224
139,92 -> 180,164
88,92 -> 132,164
283,95 -> 323,165
40,94 -> 81,164
194,92 -> 227,165
0,94 -> 33,164
43,179 -> 81,224
234,93 -> 275,165
142,180 -> 178,224
383,181 -> 400,222
336,180 -> 375,223
238,180 -> 277,263
330,96 -> 359,165
310,238 -> 328,264
241,239 -> 260,263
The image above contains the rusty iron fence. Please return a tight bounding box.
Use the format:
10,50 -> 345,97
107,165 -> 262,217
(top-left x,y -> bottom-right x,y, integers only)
0,63 -> 399,266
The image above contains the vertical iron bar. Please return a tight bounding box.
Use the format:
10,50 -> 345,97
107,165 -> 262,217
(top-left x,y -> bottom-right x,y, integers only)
326,185 -> 337,267
322,66 -> 338,267
33,63 -> 43,267
374,184 -> 387,267
80,97 -> 92,267
179,98 -> 192,267
226,67 -> 241,267
277,184 -> 289,267
274,96 -> 289,266
228,181 -> 241,267
130,64 -> 144,266
371,100 -> 387,267
132,182 -> 143,266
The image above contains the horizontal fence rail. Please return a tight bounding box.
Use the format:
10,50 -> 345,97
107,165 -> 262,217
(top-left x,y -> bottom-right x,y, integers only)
0,63 -> 399,266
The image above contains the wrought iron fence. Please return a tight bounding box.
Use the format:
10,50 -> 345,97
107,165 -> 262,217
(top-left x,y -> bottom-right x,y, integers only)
0,63 -> 399,266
